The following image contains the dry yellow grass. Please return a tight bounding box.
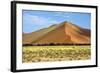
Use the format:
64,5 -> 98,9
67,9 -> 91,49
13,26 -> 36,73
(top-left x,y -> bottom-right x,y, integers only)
22,45 -> 91,63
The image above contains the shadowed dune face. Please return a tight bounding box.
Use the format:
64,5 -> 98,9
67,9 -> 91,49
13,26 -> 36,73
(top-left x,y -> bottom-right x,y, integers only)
23,22 -> 91,45
64,22 -> 90,44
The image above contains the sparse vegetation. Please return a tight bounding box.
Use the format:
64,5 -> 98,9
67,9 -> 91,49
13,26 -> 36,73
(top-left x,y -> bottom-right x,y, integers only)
22,45 -> 91,63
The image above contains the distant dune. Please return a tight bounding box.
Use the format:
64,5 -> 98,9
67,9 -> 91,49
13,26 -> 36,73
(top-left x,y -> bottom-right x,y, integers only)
23,21 -> 91,45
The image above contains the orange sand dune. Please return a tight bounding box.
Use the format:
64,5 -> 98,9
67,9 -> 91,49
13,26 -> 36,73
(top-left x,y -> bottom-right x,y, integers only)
23,22 -> 91,45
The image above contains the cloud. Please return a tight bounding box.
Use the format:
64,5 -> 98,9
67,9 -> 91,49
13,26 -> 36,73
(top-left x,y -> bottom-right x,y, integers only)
23,13 -> 59,27
27,15 -> 49,25
52,12 -> 71,18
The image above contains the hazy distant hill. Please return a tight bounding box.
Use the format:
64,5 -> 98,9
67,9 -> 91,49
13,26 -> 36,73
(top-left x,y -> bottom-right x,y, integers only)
23,21 -> 91,45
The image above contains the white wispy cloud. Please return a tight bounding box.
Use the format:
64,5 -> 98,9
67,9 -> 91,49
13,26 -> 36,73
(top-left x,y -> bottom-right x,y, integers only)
52,12 -> 71,18
24,13 -> 58,27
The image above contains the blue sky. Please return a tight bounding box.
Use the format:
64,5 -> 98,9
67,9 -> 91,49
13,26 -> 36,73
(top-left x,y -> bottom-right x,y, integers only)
23,10 -> 91,33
